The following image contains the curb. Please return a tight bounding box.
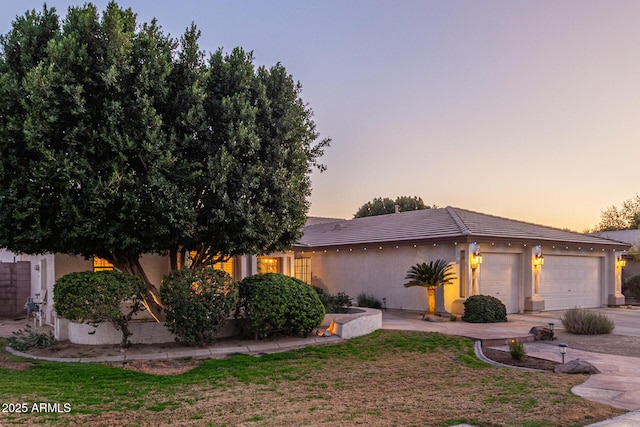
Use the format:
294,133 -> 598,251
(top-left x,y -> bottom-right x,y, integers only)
473,340 -> 547,373
4,335 -> 344,363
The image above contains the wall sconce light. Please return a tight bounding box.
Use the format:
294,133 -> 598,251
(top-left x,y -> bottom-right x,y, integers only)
533,245 -> 544,266
616,256 -> 627,268
559,343 -> 568,364
470,250 -> 483,269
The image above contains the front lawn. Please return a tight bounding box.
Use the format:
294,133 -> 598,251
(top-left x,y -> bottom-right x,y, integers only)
0,331 -> 624,426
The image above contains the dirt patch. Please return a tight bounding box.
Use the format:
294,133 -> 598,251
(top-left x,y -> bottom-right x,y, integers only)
105,358 -> 202,375
0,361 -> 32,371
482,347 -> 559,371
551,330 -> 640,357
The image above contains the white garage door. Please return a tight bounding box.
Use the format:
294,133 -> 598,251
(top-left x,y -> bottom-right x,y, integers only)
478,253 -> 520,313
540,255 -> 601,310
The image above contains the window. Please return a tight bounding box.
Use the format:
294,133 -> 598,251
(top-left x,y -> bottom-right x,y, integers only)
258,257 -> 280,274
294,257 -> 311,284
93,257 -> 114,272
212,258 -> 235,278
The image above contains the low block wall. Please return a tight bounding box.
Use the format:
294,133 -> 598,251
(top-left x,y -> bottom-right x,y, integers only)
323,307 -> 382,339
55,308 -> 381,345
56,317 -> 240,345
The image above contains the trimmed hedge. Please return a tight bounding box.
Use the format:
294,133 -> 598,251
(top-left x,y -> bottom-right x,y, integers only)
160,268 -> 238,346
238,273 -> 325,339
462,294 -> 507,323
53,270 -> 146,347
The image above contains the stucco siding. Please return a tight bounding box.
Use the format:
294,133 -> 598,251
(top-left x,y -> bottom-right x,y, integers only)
307,245 -> 458,312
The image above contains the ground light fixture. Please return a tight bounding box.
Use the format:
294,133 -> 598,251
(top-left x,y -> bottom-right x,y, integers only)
559,343 -> 568,363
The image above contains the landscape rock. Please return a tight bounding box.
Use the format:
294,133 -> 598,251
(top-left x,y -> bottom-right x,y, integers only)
529,326 -> 554,341
554,359 -> 601,374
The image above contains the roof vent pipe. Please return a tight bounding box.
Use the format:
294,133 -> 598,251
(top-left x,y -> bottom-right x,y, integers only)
395,204 -> 400,214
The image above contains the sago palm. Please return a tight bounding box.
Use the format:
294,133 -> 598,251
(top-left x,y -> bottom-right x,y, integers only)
404,260 -> 456,317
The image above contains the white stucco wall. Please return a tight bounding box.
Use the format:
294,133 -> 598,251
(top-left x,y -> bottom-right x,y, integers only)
304,244 -> 458,313
300,242 -> 620,315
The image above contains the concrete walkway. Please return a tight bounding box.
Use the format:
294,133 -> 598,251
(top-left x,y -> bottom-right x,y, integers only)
3,308 -> 640,426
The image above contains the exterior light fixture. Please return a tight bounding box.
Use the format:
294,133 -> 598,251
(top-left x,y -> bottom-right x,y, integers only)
470,252 -> 483,269
616,255 -> 627,268
533,245 -> 544,266
382,298 -> 387,310
470,243 -> 483,269
559,343 -> 568,364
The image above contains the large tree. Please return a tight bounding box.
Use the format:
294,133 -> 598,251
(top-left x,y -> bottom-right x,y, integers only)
353,195 -> 434,218
0,2 -> 329,320
595,194 -> 640,231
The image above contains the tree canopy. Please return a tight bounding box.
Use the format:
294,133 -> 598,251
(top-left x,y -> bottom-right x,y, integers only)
353,196 -> 434,218
0,2 -> 329,319
594,194 -> 640,231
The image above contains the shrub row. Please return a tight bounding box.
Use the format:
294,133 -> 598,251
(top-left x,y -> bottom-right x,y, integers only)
54,270 -> 326,346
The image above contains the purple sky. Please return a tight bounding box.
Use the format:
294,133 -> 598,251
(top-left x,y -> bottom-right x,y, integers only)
2,0 -> 639,231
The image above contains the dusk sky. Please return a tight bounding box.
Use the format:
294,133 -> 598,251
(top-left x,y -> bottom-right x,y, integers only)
2,1 -> 639,232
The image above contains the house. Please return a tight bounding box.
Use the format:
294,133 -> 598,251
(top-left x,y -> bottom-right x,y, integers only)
293,207 -> 630,314
591,230 -> 640,286
1,250 -> 296,329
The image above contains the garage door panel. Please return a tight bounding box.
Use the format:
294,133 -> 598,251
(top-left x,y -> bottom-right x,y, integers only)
479,253 -> 520,313
541,256 -> 601,310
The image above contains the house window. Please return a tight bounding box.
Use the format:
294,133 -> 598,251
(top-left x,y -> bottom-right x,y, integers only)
93,257 -> 114,272
294,257 -> 311,284
258,257 -> 280,274
212,257 -> 235,278
188,251 -> 235,279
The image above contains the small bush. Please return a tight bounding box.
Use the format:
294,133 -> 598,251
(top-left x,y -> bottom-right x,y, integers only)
356,292 -> 382,309
238,273 -> 325,339
161,268 -> 238,346
508,339 -> 526,361
561,308 -> 614,335
314,288 -> 352,313
7,325 -> 56,351
623,275 -> 640,301
462,295 -> 507,323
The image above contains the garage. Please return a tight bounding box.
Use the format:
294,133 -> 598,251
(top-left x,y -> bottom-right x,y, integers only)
478,253 -> 521,313
540,255 -> 602,310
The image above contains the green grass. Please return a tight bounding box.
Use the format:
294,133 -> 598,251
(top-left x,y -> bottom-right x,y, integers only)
0,331 -> 623,426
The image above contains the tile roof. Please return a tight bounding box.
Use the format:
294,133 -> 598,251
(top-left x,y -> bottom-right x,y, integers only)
295,207 -> 630,250
590,230 -> 640,246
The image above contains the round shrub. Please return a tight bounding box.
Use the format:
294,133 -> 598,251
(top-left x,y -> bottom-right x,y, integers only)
561,308 -> 614,335
462,295 -> 507,323
54,270 -> 146,347
623,274 -> 640,301
160,268 -> 238,346
238,273 -> 325,339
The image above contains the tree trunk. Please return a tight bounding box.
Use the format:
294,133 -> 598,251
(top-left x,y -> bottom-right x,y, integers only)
109,255 -> 165,322
116,320 -> 132,348
426,287 -> 436,315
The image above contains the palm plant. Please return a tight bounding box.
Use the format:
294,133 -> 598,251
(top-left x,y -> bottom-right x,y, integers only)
404,260 -> 456,317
